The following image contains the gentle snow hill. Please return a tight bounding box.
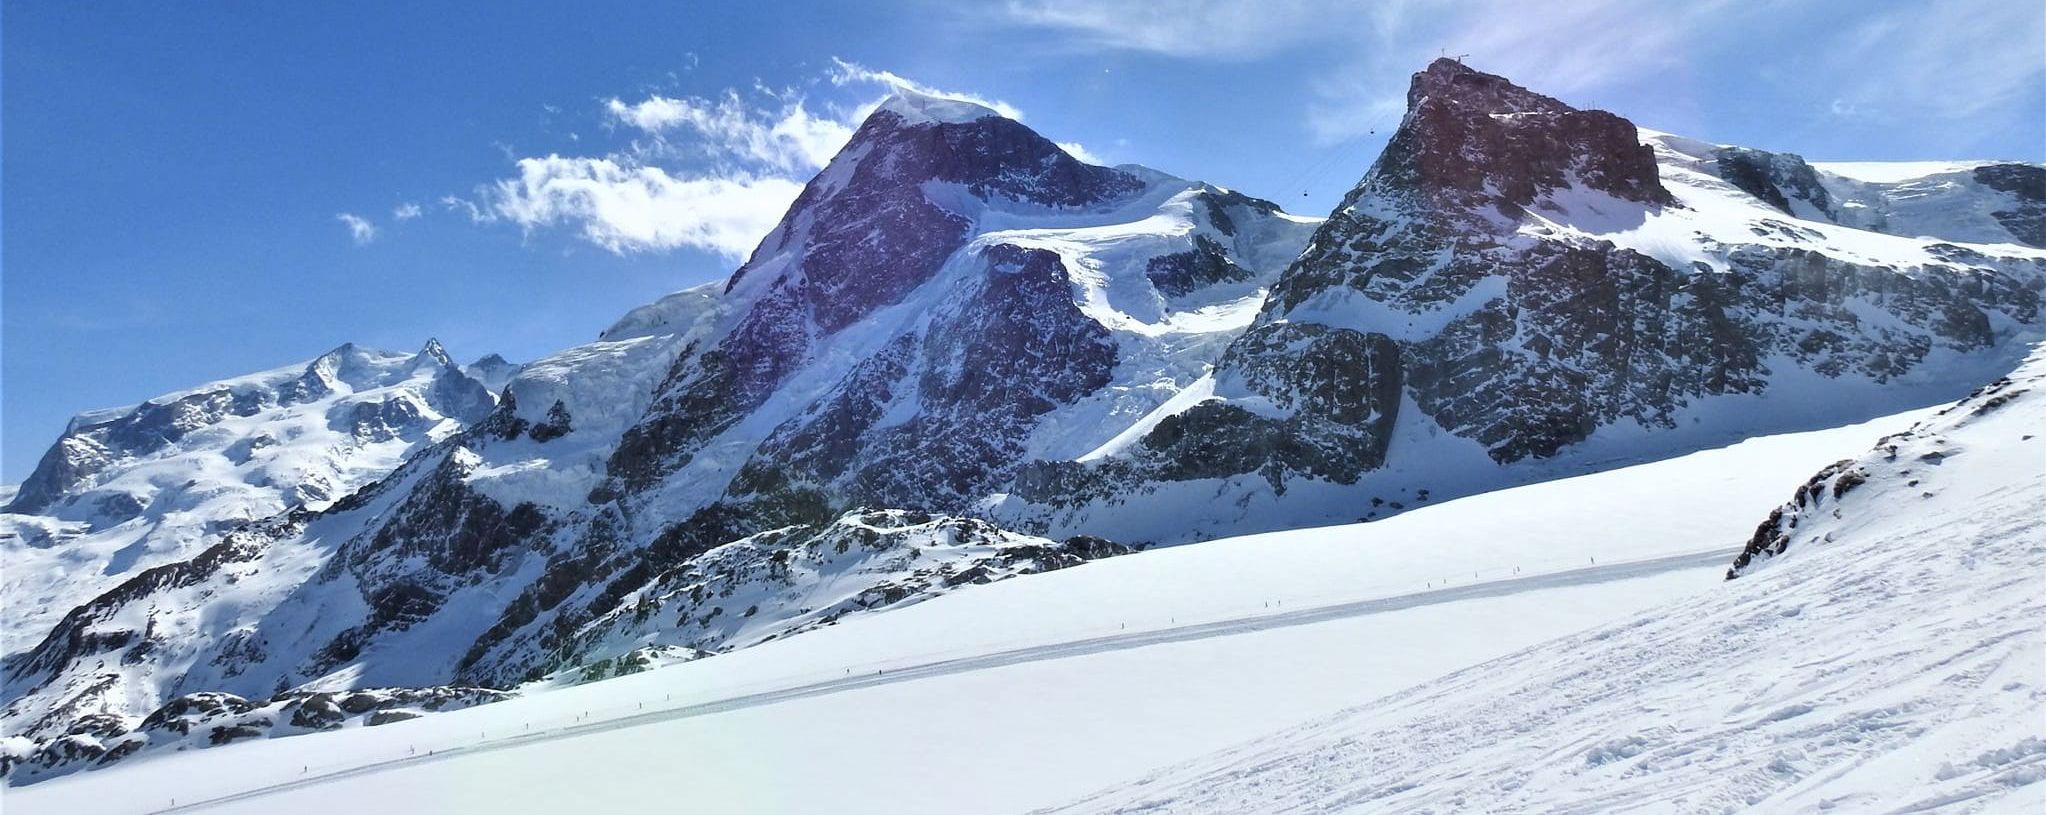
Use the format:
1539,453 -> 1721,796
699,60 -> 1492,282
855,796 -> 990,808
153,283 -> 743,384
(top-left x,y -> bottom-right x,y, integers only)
0,406 -> 1933,814
1047,345 -> 2046,815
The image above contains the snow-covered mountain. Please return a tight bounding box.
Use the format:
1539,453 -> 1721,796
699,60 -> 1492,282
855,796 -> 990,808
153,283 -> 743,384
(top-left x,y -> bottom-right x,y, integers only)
0,89 -> 1301,747
1,341 -> 504,652
1049,343 -> 2046,814
1714,148 -> 2043,248
5,60 -> 2043,785
998,59 -> 2046,543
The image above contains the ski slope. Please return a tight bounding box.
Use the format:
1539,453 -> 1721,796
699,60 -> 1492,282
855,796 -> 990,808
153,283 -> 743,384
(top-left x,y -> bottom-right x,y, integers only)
2,407 -> 1936,815
1052,348 -> 2046,814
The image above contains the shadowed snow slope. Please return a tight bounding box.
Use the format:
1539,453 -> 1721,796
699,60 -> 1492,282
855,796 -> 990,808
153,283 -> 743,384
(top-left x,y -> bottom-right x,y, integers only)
1047,345 -> 2046,814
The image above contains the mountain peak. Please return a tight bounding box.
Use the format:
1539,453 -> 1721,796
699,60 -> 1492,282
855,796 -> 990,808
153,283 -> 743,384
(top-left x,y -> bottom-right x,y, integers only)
413,337 -> 454,369
1349,57 -> 1671,214
719,86 -> 1143,332
305,342 -> 381,382
875,91 -> 1002,126
1407,58 -> 1569,116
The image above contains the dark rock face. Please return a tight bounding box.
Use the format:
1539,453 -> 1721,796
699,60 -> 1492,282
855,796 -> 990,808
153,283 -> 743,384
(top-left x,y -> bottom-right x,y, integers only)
1728,371 -> 2031,579
735,109 -> 1143,333
1148,235 -> 1257,298
1393,59 -> 1669,213
3,684 -> 511,784
1011,59 -> 2045,520
463,509 -> 1131,686
1403,242 -> 1770,462
364,710 -> 420,726
615,242 -> 1123,577
603,107 -> 1141,495
1251,60 -> 2043,468
1715,147 -> 1834,218
137,691 -> 257,736
1169,60 -> 1686,472
1974,163 -> 2046,247
309,451 -> 558,675
1015,323 -> 1403,503
1163,323 -> 1402,483
741,244 -> 1118,513
1268,61 -> 1668,319
337,396 -> 428,443
1195,186 -> 1283,238
528,400 -> 574,442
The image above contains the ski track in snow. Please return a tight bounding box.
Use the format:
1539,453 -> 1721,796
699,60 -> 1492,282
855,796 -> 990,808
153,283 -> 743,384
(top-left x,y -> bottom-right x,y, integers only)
127,549 -> 1734,814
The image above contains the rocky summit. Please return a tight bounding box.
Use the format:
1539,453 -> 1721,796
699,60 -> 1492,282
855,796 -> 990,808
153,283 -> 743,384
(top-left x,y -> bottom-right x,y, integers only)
1000,59 -> 2046,542
5,62 -> 2044,783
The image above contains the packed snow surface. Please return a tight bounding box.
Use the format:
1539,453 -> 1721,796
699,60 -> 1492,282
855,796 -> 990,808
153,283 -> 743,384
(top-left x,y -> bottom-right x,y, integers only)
3,407 -> 1935,814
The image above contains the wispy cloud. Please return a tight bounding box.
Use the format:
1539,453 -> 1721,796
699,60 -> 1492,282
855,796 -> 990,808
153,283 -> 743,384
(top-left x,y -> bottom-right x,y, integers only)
1002,0 -> 2039,151
603,91 -> 853,172
336,213 -> 378,245
1002,0 -> 1329,61
458,61 -> 1014,259
828,58 -> 1025,120
1055,141 -> 1105,165
393,202 -> 423,221
1820,0 -> 2045,124
481,156 -> 804,257
1005,0 -> 1754,144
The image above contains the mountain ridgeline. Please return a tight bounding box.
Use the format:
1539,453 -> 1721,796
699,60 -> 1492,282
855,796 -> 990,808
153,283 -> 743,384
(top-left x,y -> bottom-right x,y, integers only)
4,60 -> 2044,776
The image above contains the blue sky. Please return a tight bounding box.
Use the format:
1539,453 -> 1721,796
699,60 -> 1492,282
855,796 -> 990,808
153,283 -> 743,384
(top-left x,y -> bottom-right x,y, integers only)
5,0 -> 2042,480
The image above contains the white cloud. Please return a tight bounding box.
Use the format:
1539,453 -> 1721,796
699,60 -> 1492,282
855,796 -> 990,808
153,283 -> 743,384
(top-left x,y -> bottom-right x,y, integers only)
1002,0 -> 1761,143
393,202 -> 423,221
1003,0 -> 1329,60
1821,0 -> 2045,124
1003,0 -> 2042,152
603,91 -> 854,172
441,195 -> 489,221
336,213 -> 378,245
828,58 -> 1025,121
462,62 -> 1026,259
1055,141 -> 1105,165
998,0 -> 1784,144
481,156 -> 805,258
1312,0 -> 1757,143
